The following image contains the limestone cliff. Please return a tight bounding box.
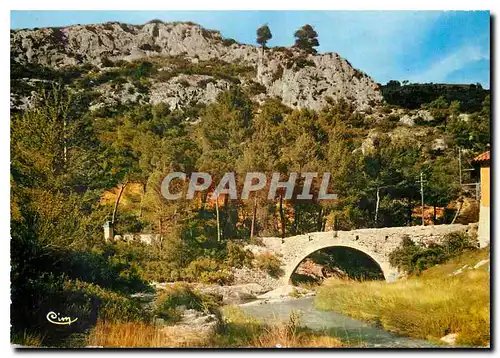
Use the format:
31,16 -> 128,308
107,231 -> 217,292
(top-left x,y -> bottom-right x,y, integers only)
11,21 -> 383,111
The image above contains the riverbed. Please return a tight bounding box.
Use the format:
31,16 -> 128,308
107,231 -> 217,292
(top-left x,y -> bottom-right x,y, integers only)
239,297 -> 440,348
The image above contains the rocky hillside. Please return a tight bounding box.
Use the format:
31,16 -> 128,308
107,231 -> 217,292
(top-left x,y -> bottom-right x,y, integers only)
11,20 -> 382,111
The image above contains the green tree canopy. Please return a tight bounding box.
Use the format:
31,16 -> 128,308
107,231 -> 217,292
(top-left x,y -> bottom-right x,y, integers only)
256,24 -> 272,49
294,24 -> 319,54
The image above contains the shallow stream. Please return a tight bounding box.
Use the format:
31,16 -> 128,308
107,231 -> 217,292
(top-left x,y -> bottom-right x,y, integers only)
239,297 -> 440,348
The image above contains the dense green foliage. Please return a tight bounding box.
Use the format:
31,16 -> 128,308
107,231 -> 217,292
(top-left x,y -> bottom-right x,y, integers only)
381,81 -> 489,113
256,24 -> 272,49
293,24 -> 320,54
388,232 -> 479,274
254,253 -> 283,278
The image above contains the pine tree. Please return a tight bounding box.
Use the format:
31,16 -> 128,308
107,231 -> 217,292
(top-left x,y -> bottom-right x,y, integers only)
294,24 -> 319,54
256,24 -> 272,51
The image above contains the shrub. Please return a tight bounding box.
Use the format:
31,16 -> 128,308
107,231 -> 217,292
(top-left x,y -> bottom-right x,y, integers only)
147,19 -> 164,24
381,105 -> 392,114
177,79 -> 191,88
442,231 -> 479,255
183,258 -> 233,284
10,273 -> 146,347
154,283 -> 221,323
353,69 -> 365,80
255,253 -> 283,278
222,38 -> 237,46
389,232 -> 478,275
101,57 -> 115,68
224,241 -> 254,268
376,119 -> 397,132
62,279 -> 146,322
139,43 -> 162,52
246,81 -> 267,96
271,66 -> 284,83
387,114 -> 400,122
198,78 -> 217,88
60,247 -> 151,294
295,58 -> 315,69
153,57 -> 253,84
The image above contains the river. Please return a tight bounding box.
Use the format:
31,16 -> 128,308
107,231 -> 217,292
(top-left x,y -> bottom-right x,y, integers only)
239,297 -> 440,348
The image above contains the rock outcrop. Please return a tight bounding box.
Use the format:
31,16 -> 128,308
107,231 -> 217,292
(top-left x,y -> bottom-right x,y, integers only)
11,21 -> 383,111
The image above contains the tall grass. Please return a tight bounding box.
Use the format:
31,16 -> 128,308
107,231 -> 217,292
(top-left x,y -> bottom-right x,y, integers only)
87,320 -> 205,347
11,330 -> 44,347
211,306 -> 343,348
315,248 -> 490,346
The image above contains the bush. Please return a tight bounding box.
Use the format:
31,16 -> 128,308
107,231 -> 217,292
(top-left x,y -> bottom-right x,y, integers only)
59,246 -> 152,294
271,66 -> 284,83
154,283 -> 221,323
183,258 -> 233,284
198,78 -> 217,88
255,253 -> 283,278
222,38 -> 237,46
389,232 -> 478,275
381,105 -> 393,114
387,114 -> 400,122
63,279 -> 146,322
376,119 -> 397,132
246,81 -> 267,96
224,241 -> 254,268
295,58 -> 315,69
101,57 -> 115,68
153,57 -> 254,84
442,231 -> 479,255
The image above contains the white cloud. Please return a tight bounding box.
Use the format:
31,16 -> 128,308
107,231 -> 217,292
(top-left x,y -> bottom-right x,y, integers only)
319,11 -> 443,81
407,44 -> 489,83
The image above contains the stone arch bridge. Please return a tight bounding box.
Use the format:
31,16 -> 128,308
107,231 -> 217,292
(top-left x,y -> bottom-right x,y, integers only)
258,224 -> 477,284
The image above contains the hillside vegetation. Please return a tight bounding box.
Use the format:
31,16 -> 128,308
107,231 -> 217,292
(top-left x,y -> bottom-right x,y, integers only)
381,81 -> 489,113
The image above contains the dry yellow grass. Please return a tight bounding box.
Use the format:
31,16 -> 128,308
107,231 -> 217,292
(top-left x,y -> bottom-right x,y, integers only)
250,324 -> 343,348
87,320 -> 206,348
315,248 -> 490,346
11,330 -> 44,347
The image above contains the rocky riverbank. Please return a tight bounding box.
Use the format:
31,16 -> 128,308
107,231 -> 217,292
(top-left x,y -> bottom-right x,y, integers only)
140,278 -> 316,342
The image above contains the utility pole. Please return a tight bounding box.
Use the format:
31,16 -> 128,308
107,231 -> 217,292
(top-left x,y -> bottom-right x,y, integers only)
417,172 -> 426,226
374,184 -> 391,227
215,198 -> 221,242
458,147 -> 462,186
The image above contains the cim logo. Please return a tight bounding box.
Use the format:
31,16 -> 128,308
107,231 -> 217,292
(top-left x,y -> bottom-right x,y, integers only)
46,311 -> 78,326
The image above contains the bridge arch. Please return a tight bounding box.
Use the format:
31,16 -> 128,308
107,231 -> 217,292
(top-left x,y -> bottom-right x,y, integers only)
281,242 -> 399,284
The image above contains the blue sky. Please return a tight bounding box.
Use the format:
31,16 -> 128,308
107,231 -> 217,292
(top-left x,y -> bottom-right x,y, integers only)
11,11 -> 490,88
